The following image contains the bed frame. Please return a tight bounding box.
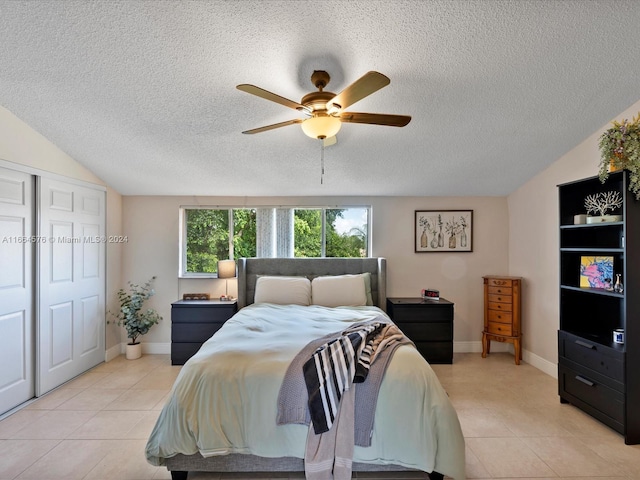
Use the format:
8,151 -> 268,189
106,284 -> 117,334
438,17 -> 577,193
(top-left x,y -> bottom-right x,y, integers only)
165,257 -> 443,480
237,257 -> 387,309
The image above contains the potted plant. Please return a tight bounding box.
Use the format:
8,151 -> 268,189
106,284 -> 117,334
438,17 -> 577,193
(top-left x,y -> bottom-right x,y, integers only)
109,276 -> 162,360
598,114 -> 640,199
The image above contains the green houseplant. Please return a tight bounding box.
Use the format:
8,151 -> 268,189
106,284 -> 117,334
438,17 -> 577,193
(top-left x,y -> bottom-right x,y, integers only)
109,276 -> 162,359
598,114 -> 640,200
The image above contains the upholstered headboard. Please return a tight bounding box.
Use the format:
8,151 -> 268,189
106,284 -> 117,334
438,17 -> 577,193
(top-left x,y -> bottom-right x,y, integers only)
237,257 -> 387,310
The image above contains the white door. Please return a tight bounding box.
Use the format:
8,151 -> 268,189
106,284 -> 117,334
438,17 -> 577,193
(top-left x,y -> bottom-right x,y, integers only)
0,167 -> 34,414
37,177 -> 106,395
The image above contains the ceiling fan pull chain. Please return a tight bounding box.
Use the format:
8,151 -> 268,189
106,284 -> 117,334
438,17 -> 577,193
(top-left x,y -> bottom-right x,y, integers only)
320,139 -> 325,184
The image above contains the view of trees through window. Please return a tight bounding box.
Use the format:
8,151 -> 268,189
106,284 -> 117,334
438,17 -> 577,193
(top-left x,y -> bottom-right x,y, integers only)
294,209 -> 368,258
184,207 -> 368,275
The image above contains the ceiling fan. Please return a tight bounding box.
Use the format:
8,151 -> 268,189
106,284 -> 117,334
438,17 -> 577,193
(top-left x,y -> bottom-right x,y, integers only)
237,70 -> 411,140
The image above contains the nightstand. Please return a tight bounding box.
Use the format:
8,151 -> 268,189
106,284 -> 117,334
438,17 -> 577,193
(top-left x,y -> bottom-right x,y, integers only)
171,300 -> 237,365
386,297 -> 454,364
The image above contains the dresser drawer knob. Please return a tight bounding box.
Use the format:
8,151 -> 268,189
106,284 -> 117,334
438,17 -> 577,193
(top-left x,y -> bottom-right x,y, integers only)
575,375 -> 595,387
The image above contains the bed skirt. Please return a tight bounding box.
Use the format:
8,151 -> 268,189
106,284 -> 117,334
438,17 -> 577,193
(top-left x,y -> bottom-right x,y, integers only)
165,452 -> 424,473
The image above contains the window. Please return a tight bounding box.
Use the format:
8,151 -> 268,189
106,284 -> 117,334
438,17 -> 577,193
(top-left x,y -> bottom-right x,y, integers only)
180,208 -> 256,277
180,206 -> 369,277
294,208 -> 369,258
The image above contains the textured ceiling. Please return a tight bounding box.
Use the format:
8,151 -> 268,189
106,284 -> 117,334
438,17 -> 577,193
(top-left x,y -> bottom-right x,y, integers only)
1,0 -> 640,197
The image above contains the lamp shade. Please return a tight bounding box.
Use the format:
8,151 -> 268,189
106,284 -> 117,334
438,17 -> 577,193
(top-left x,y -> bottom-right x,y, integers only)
301,115 -> 342,139
217,259 -> 236,279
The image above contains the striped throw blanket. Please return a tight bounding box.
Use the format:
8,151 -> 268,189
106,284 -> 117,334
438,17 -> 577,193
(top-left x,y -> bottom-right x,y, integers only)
277,316 -> 413,446
303,322 -> 385,434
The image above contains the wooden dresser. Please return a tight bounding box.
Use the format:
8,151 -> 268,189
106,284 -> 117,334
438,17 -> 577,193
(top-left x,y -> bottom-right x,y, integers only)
482,276 -> 522,365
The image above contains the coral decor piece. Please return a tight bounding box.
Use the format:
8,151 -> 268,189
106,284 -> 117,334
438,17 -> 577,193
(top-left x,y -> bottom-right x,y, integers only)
584,191 -> 622,217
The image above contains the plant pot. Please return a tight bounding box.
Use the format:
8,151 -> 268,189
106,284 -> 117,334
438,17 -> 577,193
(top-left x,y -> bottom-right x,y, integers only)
126,342 -> 142,360
586,214 -> 622,224
609,157 -> 624,173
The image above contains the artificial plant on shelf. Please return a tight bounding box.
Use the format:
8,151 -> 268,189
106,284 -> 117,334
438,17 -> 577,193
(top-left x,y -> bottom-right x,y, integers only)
109,276 -> 162,358
598,114 -> 640,200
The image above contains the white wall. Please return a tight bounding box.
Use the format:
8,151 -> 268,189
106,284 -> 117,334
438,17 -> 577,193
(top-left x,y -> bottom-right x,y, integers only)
122,195 -> 509,351
0,106 -> 104,185
0,105 -> 123,351
508,98 -> 640,372
105,187 -> 123,351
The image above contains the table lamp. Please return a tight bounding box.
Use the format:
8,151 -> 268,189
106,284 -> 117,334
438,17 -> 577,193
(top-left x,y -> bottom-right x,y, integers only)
217,259 -> 236,300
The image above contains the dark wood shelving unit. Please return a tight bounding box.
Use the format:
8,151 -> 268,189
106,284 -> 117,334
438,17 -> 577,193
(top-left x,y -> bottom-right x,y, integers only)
558,170 -> 640,444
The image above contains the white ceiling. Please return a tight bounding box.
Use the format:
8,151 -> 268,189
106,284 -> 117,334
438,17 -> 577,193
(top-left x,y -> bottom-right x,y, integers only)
1,0 -> 640,197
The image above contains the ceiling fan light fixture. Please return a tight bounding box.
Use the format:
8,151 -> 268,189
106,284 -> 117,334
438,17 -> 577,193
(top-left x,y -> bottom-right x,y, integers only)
296,105 -> 313,116
326,103 -> 341,115
301,115 -> 342,139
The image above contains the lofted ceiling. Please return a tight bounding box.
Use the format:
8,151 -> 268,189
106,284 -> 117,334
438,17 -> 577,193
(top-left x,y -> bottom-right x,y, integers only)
1,0 -> 640,197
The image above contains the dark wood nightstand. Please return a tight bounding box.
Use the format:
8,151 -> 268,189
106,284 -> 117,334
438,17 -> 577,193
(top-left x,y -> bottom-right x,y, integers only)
386,297 -> 454,364
171,300 -> 237,365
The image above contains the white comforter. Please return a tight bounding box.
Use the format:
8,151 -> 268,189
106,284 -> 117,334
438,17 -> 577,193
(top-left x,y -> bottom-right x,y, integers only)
145,303 -> 466,479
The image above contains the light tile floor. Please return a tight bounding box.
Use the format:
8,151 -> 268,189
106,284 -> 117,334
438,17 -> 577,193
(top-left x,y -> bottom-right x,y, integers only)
1,353 -> 639,479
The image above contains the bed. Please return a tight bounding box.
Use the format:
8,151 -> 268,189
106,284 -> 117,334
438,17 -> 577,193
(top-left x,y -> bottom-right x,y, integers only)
146,257 -> 465,480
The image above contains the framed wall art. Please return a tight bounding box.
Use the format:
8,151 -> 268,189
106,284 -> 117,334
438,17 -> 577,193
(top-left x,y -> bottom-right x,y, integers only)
415,210 -> 473,252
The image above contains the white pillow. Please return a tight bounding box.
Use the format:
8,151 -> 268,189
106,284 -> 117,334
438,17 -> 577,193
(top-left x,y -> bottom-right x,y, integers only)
360,272 -> 374,306
254,276 -> 311,306
311,274 -> 367,307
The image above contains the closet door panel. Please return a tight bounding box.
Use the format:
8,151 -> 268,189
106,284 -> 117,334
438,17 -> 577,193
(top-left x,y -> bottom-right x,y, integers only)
49,221 -> 74,282
38,178 -> 105,395
48,302 -> 74,368
0,168 -> 34,415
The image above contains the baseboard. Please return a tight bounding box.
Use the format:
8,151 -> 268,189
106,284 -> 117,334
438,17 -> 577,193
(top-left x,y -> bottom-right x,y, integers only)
523,350 -> 557,378
454,341 -> 557,378
105,344 -> 122,362
141,342 -> 171,354
454,340 -> 511,353
105,342 -> 171,361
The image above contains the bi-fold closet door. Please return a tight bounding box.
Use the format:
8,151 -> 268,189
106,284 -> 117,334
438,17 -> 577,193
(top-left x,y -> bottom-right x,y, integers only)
0,166 -> 106,415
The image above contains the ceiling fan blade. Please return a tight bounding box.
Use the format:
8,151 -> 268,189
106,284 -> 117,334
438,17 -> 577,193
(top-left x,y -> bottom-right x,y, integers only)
339,112 -> 411,127
237,84 -> 310,113
241,119 -> 303,134
327,71 -> 390,112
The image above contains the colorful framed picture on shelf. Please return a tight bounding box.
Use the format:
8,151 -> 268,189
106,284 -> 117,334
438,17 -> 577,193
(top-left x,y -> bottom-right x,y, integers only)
579,256 -> 614,288
415,210 -> 473,252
